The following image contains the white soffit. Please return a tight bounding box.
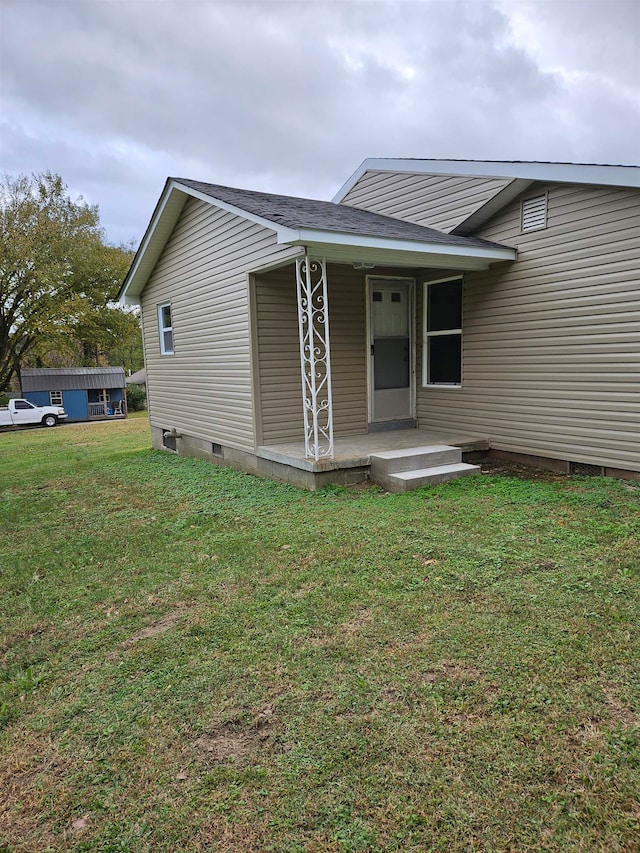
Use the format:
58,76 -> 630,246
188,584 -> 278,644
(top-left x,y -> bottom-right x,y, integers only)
333,158 -> 640,203
281,229 -> 515,269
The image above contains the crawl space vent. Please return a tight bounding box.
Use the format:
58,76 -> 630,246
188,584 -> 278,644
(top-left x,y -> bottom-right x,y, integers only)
568,461 -> 605,477
162,431 -> 177,452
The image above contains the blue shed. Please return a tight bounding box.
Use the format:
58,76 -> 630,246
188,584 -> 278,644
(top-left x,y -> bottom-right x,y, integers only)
21,367 -> 128,422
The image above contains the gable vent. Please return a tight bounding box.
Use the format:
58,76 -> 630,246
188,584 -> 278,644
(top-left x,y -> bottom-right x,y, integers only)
522,195 -> 547,232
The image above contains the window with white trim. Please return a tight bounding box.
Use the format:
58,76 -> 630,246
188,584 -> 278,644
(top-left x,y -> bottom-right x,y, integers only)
50,391 -> 63,406
97,390 -> 111,404
522,194 -> 547,232
158,303 -> 174,354
423,277 -> 462,387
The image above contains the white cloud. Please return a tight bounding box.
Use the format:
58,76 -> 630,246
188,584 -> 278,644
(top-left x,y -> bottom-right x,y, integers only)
1,0 -> 637,244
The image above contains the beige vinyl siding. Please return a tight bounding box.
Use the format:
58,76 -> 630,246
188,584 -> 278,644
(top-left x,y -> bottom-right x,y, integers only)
255,264 -> 368,444
417,183 -> 640,472
141,197 -> 300,453
340,170 -> 510,233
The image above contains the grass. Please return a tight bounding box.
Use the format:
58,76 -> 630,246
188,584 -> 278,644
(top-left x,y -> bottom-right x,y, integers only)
1,414 -> 639,852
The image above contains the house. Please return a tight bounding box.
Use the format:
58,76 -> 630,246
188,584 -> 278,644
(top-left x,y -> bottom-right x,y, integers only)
21,367 -> 128,421
126,367 -> 147,389
118,160 -> 640,489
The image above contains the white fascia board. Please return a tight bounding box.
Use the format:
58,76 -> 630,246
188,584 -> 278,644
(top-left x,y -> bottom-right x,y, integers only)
453,179 -> 533,235
332,158 -> 640,201
118,180 -> 182,304
279,227 -> 516,263
293,243 -> 492,271
118,179 -> 286,305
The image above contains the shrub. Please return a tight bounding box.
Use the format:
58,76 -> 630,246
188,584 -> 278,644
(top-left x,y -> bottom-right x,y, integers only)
0,392 -> 9,407
126,384 -> 146,412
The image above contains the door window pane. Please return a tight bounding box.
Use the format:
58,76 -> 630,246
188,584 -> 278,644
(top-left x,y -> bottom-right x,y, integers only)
374,338 -> 410,389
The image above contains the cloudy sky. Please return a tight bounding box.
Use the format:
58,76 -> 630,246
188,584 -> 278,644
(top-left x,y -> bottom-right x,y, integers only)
1,0 -> 639,246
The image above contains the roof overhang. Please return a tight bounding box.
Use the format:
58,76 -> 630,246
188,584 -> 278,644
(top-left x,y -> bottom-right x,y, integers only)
119,179 -> 516,304
278,228 -> 516,271
119,180 -> 188,305
333,158 -> 640,203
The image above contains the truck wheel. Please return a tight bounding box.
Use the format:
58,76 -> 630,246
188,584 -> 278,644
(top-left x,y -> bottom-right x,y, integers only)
43,414 -> 58,427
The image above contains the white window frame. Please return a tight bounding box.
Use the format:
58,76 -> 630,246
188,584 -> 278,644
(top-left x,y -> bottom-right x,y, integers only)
97,390 -> 111,404
158,302 -> 174,355
422,276 -> 463,389
50,391 -> 63,406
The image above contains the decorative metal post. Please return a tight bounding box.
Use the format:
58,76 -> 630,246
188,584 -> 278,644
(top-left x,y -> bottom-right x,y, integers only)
295,254 -> 334,460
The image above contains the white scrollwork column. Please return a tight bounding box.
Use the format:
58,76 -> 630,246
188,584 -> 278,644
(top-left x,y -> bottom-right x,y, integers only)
295,254 -> 334,460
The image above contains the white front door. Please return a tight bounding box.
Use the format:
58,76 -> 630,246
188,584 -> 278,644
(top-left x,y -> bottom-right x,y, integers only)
369,278 -> 414,422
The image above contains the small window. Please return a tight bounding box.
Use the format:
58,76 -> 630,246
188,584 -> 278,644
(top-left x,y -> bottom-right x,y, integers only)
15,400 -> 35,410
522,195 -> 547,232
158,303 -> 174,355
423,278 -> 462,387
97,390 -> 111,404
50,391 -> 63,406
372,291 -> 382,302
391,292 -> 402,303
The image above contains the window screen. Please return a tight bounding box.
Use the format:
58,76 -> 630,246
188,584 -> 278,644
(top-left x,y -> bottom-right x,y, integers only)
423,278 -> 462,386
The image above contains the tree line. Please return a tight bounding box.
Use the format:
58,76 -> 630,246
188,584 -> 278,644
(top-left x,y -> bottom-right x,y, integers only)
0,172 -> 142,391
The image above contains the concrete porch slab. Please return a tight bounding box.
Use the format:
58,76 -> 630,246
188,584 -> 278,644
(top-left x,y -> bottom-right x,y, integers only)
258,429 -> 489,473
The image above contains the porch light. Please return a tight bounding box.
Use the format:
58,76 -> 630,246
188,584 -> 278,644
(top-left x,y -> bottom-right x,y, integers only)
352,261 -> 375,270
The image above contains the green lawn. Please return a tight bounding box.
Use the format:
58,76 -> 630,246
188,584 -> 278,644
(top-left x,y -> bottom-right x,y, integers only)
1,416 -> 639,852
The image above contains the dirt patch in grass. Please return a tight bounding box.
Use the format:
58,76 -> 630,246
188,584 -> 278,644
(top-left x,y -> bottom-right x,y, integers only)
121,608 -> 187,648
474,454 -> 568,482
341,607 -> 373,636
603,686 -> 639,728
193,706 -> 279,763
0,622 -> 50,659
0,732 -> 68,849
422,658 -> 484,683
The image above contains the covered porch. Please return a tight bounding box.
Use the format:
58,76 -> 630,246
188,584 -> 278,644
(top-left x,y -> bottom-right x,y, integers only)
87,387 -> 127,419
251,243 -> 510,488
251,235 -> 512,489
258,427 -> 488,473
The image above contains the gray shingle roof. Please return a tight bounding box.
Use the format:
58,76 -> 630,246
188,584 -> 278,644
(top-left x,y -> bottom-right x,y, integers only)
22,367 -> 126,392
172,179 -> 508,250
126,368 -> 146,385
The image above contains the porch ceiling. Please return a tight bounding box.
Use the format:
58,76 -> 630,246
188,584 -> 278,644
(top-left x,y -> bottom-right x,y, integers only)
285,238 -> 511,271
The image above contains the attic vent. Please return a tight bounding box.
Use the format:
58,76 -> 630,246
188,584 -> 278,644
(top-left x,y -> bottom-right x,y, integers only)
568,461 -> 605,477
522,195 -> 547,232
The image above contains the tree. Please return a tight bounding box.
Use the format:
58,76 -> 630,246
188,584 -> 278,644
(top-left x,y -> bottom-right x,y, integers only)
0,172 -> 138,389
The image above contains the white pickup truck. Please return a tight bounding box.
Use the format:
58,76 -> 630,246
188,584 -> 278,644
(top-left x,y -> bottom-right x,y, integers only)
0,398 -> 68,428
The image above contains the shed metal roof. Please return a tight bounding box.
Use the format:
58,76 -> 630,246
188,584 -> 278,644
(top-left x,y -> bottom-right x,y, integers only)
21,367 -> 126,392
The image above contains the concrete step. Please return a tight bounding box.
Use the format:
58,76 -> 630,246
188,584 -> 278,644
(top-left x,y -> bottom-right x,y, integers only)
386,462 -> 481,493
370,444 -> 461,478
